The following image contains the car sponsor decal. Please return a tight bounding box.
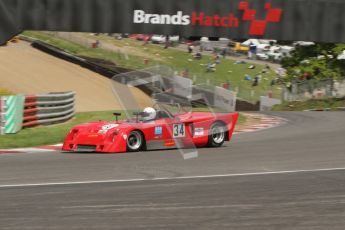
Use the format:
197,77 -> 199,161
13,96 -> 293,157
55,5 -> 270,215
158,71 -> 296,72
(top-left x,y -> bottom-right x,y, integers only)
155,126 -> 163,135
173,124 -> 185,138
194,128 -> 205,136
98,124 -> 119,134
164,139 -> 176,147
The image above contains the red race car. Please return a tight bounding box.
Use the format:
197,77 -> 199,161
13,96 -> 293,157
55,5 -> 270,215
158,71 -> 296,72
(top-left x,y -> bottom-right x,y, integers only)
62,103 -> 238,153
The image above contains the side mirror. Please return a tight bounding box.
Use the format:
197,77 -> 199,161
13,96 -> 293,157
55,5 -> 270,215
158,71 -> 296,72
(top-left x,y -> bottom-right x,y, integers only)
113,112 -> 122,122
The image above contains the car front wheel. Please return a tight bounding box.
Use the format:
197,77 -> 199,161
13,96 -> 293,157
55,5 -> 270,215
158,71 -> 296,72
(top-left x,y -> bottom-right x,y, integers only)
207,123 -> 226,147
126,131 -> 145,152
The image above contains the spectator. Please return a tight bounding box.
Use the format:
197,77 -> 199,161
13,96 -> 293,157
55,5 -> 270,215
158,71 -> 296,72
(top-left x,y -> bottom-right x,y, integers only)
306,73 -> 313,80
221,48 -> 227,59
188,45 -> 194,53
194,51 -> 202,60
181,68 -> 189,78
270,79 -> 276,87
95,40 -> 100,48
286,82 -> 292,92
223,81 -> 230,90
212,52 -> 217,60
206,62 -> 216,72
164,35 -> 169,49
215,54 -> 221,64
143,36 -> 149,46
244,74 -> 252,81
252,74 -> 260,87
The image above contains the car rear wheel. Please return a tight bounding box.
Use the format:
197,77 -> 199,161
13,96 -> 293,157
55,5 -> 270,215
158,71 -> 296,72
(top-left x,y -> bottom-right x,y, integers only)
127,131 -> 145,152
207,122 -> 226,147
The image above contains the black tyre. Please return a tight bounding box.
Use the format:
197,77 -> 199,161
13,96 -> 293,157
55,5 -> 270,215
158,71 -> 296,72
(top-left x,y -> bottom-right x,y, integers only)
207,122 -> 226,147
126,131 -> 145,152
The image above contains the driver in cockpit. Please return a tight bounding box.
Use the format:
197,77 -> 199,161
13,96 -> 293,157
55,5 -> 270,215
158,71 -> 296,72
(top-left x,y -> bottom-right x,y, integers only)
142,107 -> 157,122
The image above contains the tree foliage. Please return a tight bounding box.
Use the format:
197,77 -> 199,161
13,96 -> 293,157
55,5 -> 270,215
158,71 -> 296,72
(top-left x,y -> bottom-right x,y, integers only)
281,43 -> 345,82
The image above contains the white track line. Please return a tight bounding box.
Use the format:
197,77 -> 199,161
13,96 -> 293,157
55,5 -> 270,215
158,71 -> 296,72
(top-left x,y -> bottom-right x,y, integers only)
1,167 -> 345,189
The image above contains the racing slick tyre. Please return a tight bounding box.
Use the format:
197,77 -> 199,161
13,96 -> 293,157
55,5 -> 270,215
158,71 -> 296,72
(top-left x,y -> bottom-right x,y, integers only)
127,131 -> 145,152
207,122 -> 226,147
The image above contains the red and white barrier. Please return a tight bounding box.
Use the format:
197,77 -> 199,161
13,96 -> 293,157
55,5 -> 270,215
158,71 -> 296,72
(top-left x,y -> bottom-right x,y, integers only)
23,92 -> 75,128
0,97 -> 5,135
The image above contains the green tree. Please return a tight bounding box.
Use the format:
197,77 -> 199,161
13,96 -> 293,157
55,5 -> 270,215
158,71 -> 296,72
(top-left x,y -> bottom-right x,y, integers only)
281,43 -> 345,82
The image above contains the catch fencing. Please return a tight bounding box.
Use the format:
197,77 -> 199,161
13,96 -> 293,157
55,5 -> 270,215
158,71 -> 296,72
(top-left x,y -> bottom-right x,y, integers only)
260,96 -> 282,111
113,65 -> 237,112
23,92 -> 75,128
283,78 -> 345,102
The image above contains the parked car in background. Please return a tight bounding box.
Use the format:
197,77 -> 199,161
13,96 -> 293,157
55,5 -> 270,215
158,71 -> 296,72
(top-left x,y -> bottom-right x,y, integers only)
267,46 -> 283,61
256,44 -> 271,53
151,35 -> 166,44
293,41 -> 315,47
151,35 -> 180,44
129,34 -> 152,41
256,53 -> 270,60
280,46 -> 295,57
233,42 -> 249,53
337,50 -> 345,60
169,36 -> 180,43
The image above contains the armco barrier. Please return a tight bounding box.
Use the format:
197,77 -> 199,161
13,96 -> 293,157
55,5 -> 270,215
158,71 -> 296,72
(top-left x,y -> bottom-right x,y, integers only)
23,92 -> 75,128
31,41 -> 117,78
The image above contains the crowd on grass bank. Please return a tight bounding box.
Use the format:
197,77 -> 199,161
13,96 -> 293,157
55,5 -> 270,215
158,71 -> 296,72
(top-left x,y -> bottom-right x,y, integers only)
90,34 -> 285,95
184,43 -> 286,93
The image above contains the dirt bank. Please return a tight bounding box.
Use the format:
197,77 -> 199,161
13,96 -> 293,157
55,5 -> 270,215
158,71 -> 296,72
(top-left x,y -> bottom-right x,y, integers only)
0,41 -> 152,112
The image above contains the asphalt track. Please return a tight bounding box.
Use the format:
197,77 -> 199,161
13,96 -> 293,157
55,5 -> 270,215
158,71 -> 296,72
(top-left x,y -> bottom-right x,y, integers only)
0,112 -> 344,229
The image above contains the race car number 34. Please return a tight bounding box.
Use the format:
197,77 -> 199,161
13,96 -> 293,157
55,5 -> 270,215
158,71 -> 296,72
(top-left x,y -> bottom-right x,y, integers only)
173,124 -> 185,138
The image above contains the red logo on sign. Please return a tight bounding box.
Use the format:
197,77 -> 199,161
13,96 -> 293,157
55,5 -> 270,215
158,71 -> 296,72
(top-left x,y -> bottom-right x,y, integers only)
238,1 -> 283,36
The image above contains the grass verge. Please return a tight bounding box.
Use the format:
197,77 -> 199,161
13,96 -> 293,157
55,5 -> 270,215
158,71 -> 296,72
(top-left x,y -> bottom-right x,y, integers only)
0,111 -> 115,149
0,111 -> 246,149
0,88 -> 15,96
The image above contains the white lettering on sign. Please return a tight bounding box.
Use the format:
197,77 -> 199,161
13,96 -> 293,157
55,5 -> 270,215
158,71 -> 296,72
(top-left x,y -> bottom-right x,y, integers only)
133,10 -> 191,25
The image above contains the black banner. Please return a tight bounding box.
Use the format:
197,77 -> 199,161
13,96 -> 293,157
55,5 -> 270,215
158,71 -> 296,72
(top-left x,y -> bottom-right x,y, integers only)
1,0 -> 345,44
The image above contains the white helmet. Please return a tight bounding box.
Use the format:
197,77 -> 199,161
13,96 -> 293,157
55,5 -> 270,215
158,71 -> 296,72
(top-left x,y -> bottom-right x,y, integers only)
143,107 -> 157,121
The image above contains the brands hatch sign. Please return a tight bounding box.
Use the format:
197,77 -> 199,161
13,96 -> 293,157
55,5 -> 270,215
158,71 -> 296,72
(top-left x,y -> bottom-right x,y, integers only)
1,0 -> 345,44
134,11 -> 239,28
133,2 -> 283,36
